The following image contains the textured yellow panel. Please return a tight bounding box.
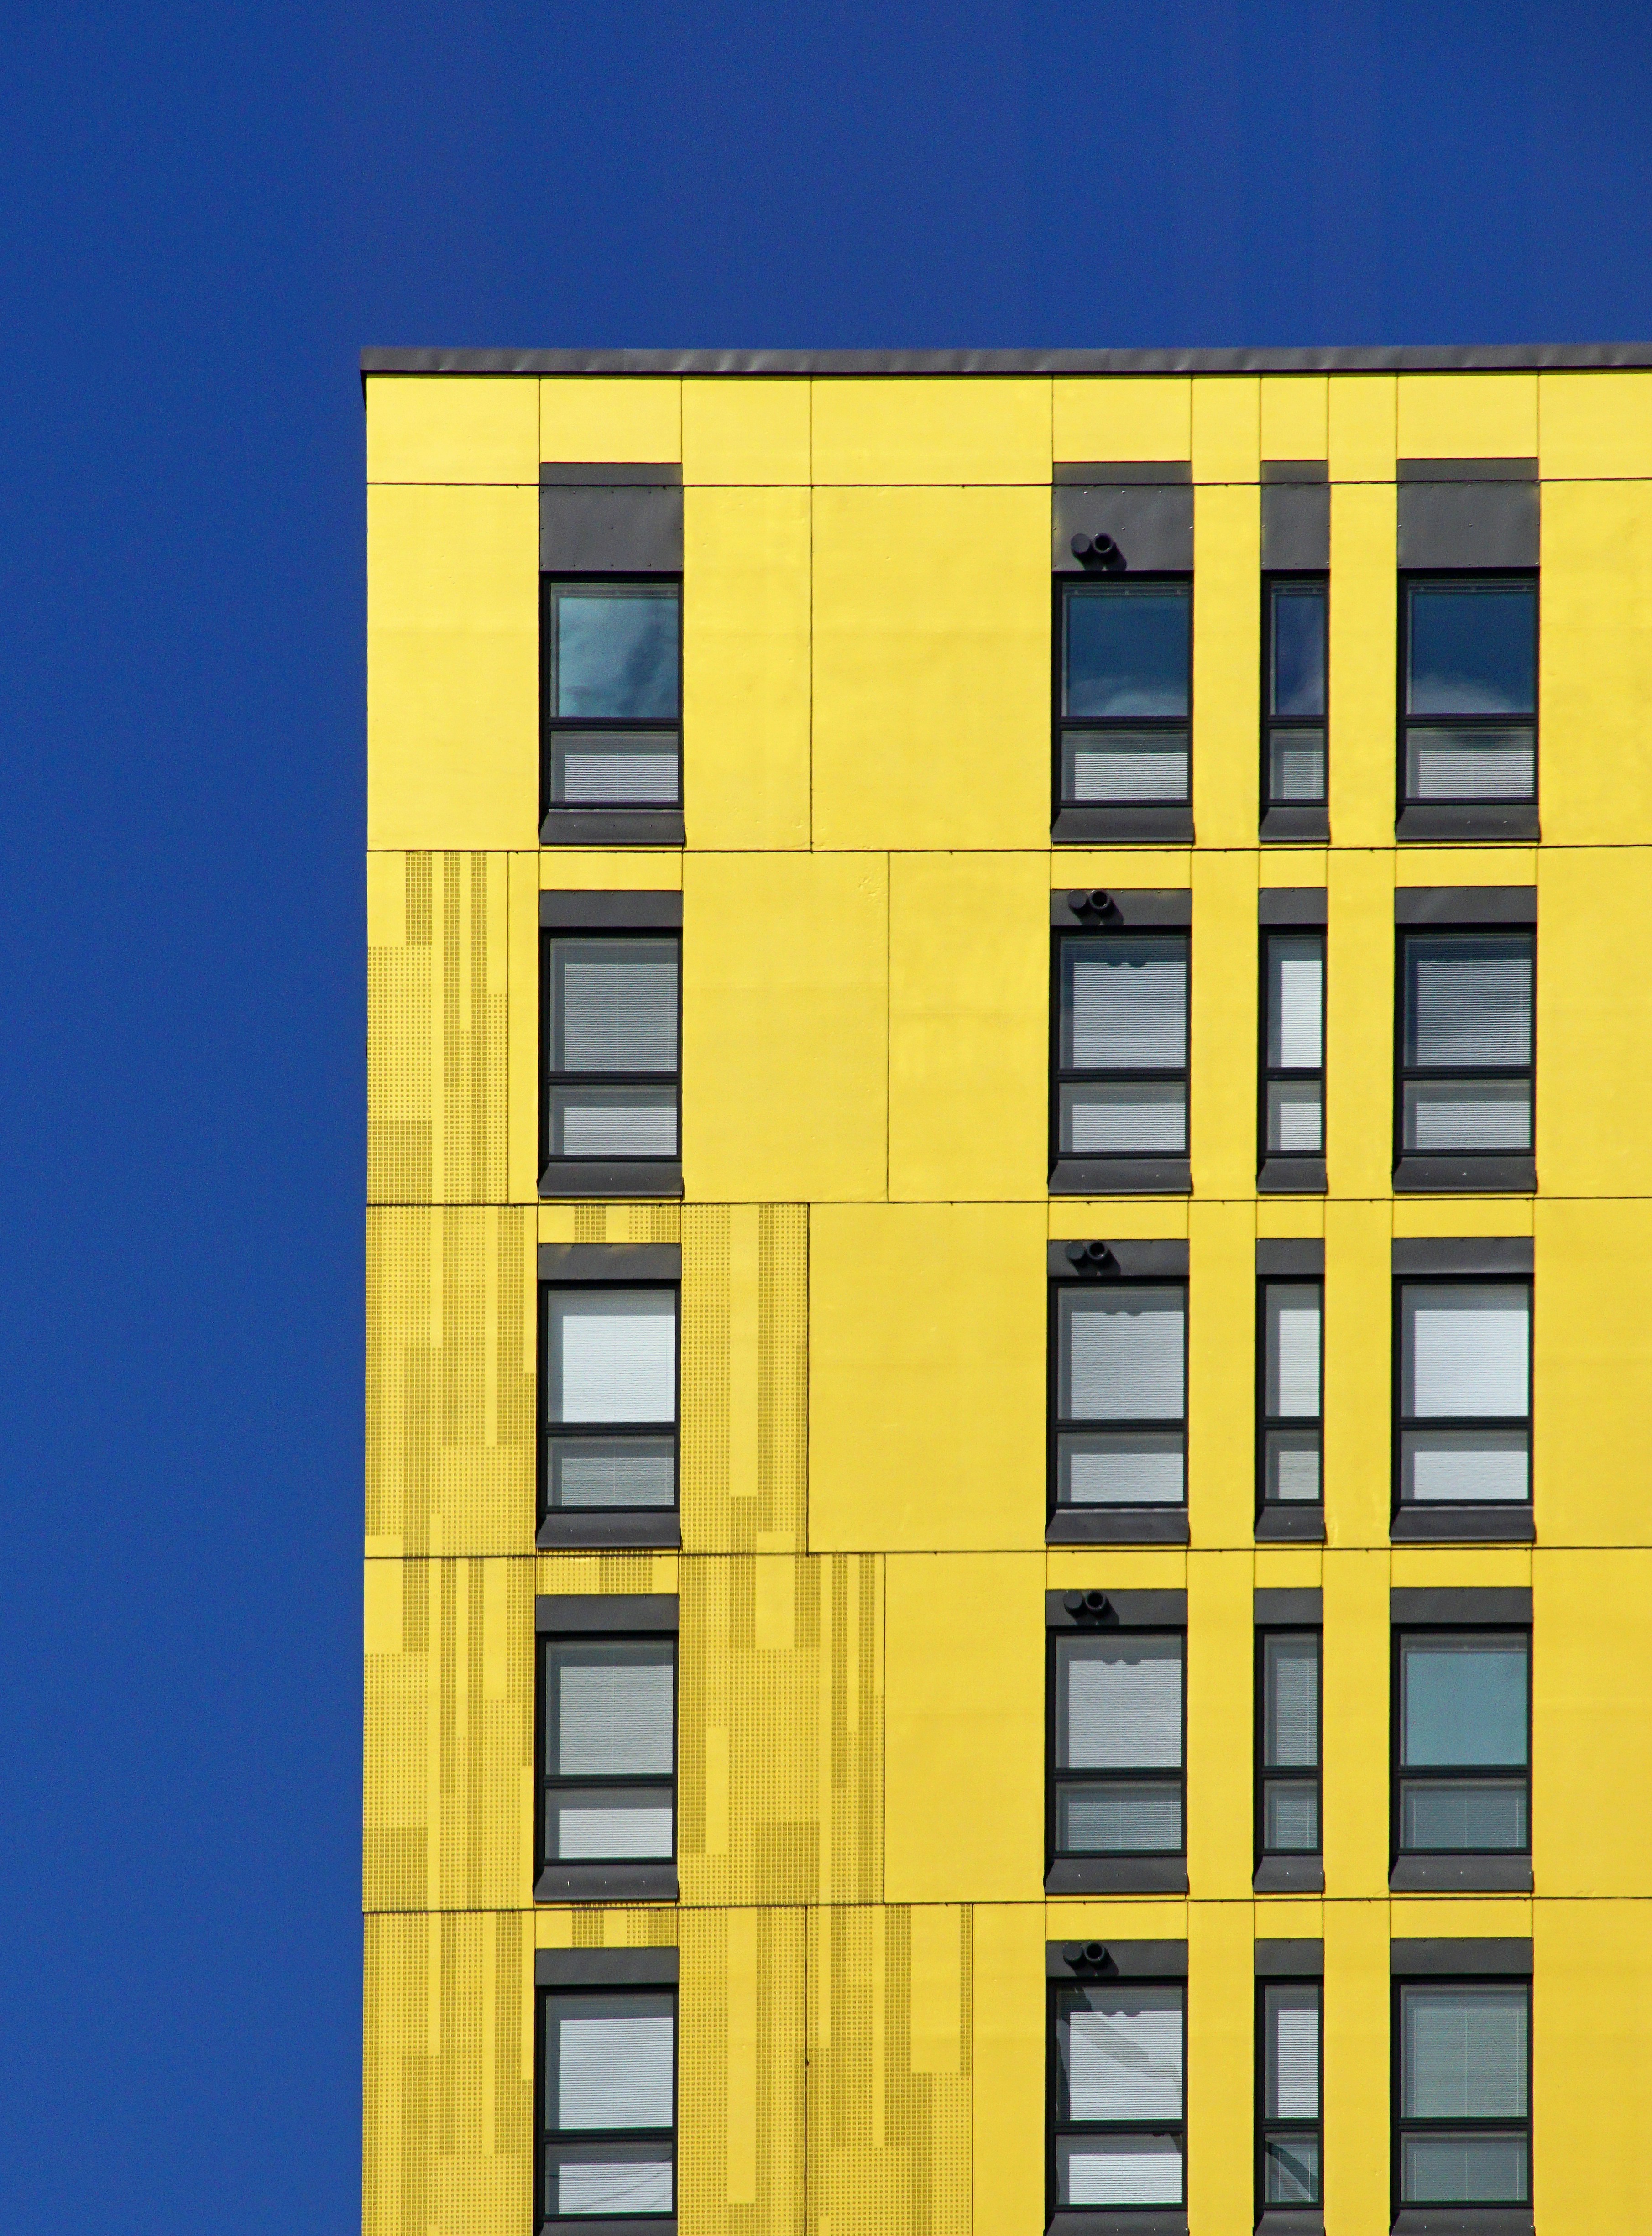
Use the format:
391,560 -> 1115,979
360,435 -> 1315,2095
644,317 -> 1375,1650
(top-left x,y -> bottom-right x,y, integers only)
1538,369 -> 1652,477
681,1207 -> 809,1553
1534,1898 -> 1652,2233
680,1907 -> 807,2236
887,852 -> 1049,1202
971,1905 -> 1045,2236
369,851 -> 510,1205
538,377 -> 681,461
681,855 -> 888,1202
810,1205 -> 1046,1552
1187,1902 -> 1252,2236
1321,1554 -> 1388,1895
1323,852 -> 1393,1200
1189,852 -> 1258,1194
683,378 -> 811,484
810,486 -> 1049,849
363,1557 -> 534,1911
1191,487 -> 1262,849
885,1554 -> 1044,1902
1536,1552 -> 1652,1894
1052,378 -> 1191,461
365,1208 -> 534,1557
1191,377 -> 1260,482
1538,851 -> 1652,1189
806,1906 -> 972,2236
1327,374 -> 1396,481
367,485 -> 538,849
536,1202 -> 683,1245
683,487 -> 811,849
506,854 -> 539,1205
1186,1554 -> 1252,1894
1187,1204 -> 1254,1547
1534,1202 -> 1652,1546
809,377 -> 1050,484
366,374 -> 539,484
679,1555 -> 883,1905
1326,485 -> 1397,846
1260,376 -> 1328,461
363,1910 -> 533,2236
1320,1900 -> 1389,2236
534,1548 -> 680,1593
1396,373 -> 1538,459
1322,1200 -> 1390,1549
1540,484 -> 1652,844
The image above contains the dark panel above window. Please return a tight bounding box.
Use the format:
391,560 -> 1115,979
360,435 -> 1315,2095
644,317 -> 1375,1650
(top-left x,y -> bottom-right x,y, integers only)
1261,483 -> 1330,571
1053,469 -> 1194,575
541,464 -> 683,572
1396,460 -> 1538,569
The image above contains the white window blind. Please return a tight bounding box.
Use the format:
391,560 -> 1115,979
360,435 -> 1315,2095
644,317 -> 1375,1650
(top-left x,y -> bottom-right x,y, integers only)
1264,1635 -> 1319,1768
555,2003 -> 674,2129
1061,2135 -> 1183,2207
1402,1986 -> 1527,2120
555,2156 -> 674,2218
549,1291 -> 677,1424
1265,1286 -> 1321,1417
553,1647 -> 674,1777
1269,938 -> 1323,1069
1061,1637 -> 1183,1769
554,1794 -> 674,1860
1063,1288 -> 1185,1421
553,939 -> 679,1073
1062,1988 -> 1184,2120
1406,937 -> 1532,1070
1065,939 -> 1187,1070
1265,1985 -> 1320,2120
1404,1285 -> 1529,1418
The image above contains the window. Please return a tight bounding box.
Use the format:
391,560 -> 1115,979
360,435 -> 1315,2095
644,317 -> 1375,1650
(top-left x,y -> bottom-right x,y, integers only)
1052,1281 -> 1187,1515
1054,926 -> 1189,1172
1058,580 -> 1191,813
1397,1280 -> 1531,1512
538,1615 -> 677,1890
543,1283 -> 678,1519
1257,1631 -> 1321,1862
1397,927 -> 1533,1164
543,581 -> 680,813
1263,577 -> 1327,811
1052,1979 -> 1186,2212
1401,577 -> 1536,812
1396,1979 -> 1530,2213
1051,1630 -> 1185,1863
1258,1978 -> 1321,2213
538,1985 -> 676,2226
1258,1281 -> 1323,1513
1396,1631 -> 1530,1861
543,932 -> 680,1166
1260,930 -> 1324,1165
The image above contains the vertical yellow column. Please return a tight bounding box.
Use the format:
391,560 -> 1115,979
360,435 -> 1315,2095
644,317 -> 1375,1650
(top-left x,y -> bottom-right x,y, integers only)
1188,852 -> 1258,1201
1186,1551 -> 1253,1891
1321,1551 -> 1388,1893
1187,1204 -> 1255,1549
1187,1901 -> 1253,2236
972,1906 -> 1046,2236
1321,1898 -> 1390,2236
1326,481 -> 1397,850
1322,1197 -> 1391,1549
1191,482 -> 1262,849
1324,851 -> 1393,1202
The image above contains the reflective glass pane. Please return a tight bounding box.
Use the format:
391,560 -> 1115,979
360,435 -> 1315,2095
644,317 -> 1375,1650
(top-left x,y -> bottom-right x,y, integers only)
1061,729 -> 1189,804
1402,1078 -> 1532,1152
1267,726 -> 1327,804
549,1436 -> 675,1510
1057,1781 -> 1183,1854
1401,1635 -> 1528,1768
1270,585 -> 1327,717
1056,2134 -> 1184,2208
1406,725 -> 1535,803
549,732 -> 681,808
1263,1429 -> 1321,1505
548,1291 -> 676,1425
1264,1983 -> 1320,2119
553,587 -> 680,721
1401,2132 -> 1527,2206
1058,1635 -> 1184,1769
550,939 -> 679,1073
1402,1285 -> 1530,1419
1401,1985 -> 1528,2119
1401,1778 -> 1528,1852
1263,1778 -> 1320,1851
1406,582 -> 1536,717
1403,935 -> 1532,1070
550,1644 -> 674,1777
548,1086 -> 680,1159
1263,1634 -> 1319,1769
1264,1286 -> 1321,1420
1266,1079 -> 1324,1154
1060,1081 -> 1187,1155
1264,2135 -> 1321,2206
547,2143 -> 674,2217
1061,1288 -> 1185,1422
1401,1428 -> 1529,1505
1059,1986 -> 1185,2119
549,1995 -> 674,2129
1267,937 -> 1323,1069
1061,937 -> 1187,1070
1064,584 -> 1191,717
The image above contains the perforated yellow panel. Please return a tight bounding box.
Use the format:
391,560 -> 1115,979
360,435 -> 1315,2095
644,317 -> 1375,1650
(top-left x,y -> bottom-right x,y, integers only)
680,1907 -> 808,2236
681,1207 -> 808,1553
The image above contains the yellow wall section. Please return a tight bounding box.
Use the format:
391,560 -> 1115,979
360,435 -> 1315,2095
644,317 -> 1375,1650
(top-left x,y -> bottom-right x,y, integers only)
1187,1207 -> 1255,1546
1188,852 -> 1258,1196
1323,851 -> 1393,1200
1186,1903 -> 1252,2236
1534,1900 -> 1652,2233
1540,481 -> 1652,845
1191,376 -> 1260,483
1185,1552 -> 1251,1891
809,376 -> 1050,484
538,376 -> 681,461
1396,372 -> 1538,459
682,378 -> 811,484
1326,483 -> 1398,847
1052,376 -> 1191,461
1535,1552 -> 1652,1897
1533,1202 -> 1652,1546
971,1906 -> 1046,2236
1320,1900 -> 1389,2236
1322,1201 -> 1391,1548
1327,373 -> 1396,482
1537,849 -> 1652,1191
1539,368 -> 1652,478
1191,487 -> 1262,849
1260,375 -> 1328,460
678,1907 -> 806,2236
366,374 -> 539,484
1321,1551 -> 1389,1895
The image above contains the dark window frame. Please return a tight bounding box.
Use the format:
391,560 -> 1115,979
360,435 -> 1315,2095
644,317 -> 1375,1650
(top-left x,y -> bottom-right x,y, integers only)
1050,916 -> 1192,1197
536,1975 -> 678,2236
1391,1968 -> 1532,2226
1254,1625 -> 1323,1876
538,1245 -> 682,1549
540,572 -> 685,846
1254,1966 -> 1323,2220
1047,1952 -> 1189,2233
1392,918 -> 1536,1196
1046,1593 -> 1188,1896
1048,1254 -> 1190,1544
1053,571 -> 1194,832
1255,1271 -> 1324,1533
1391,1272 -> 1533,1529
1397,569 -> 1539,831
1390,1618 -> 1532,1894
539,914 -> 683,1199
534,1596 -> 680,1903
1261,571 -> 1329,820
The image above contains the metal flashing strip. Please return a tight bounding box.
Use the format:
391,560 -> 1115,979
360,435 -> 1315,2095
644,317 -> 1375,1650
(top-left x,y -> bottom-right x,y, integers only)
363,342 -> 1652,376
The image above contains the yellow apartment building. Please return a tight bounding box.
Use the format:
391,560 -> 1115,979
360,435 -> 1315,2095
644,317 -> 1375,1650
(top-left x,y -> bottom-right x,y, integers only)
362,347 -> 1652,2236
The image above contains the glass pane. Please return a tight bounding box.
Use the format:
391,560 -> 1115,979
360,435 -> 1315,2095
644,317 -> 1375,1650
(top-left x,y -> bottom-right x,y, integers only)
549,1995 -> 674,2129
1056,2133 -> 1183,2208
1406,725 -> 1535,803
1401,1428 -> 1529,1505
553,586 -> 680,721
1058,1635 -> 1183,1769
1401,1778 -> 1528,1851
1058,1780 -> 1183,1854
549,1435 -> 677,1510
1263,1778 -> 1320,1851
551,939 -> 679,1073
1270,584 -> 1327,717
549,731 -> 681,808
1263,2135 -> 1321,2206
1403,935 -> 1533,1071
1264,1429 -> 1321,1505
1264,1286 -> 1321,1420
1267,936 -> 1323,1070
1401,2132 -> 1527,2206
1265,1983 -> 1320,2119
1061,728 -> 1189,804
548,1086 -> 680,1159
1060,1081 -> 1187,1155
1059,1430 -> 1185,1507
1267,726 -> 1327,804
546,2143 -> 674,2218
1402,1285 -> 1530,1419
1406,581 -> 1536,718
550,1788 -> 674,1861
1401,1985 -> 1528,2119
548,1291 -> 676,1425
1265,1078 -> 1323,1154
1401,1635 -> 1528,1767
1062,936 -> 1187,1070
1059,1985 -> 1185,2118
1061,1288 -> 1185,1422
1064,583 -> 1191,717
1402,1077 -> 1532,1153
550,1643 -> 674,1777
1263,1634 -> 1319,1769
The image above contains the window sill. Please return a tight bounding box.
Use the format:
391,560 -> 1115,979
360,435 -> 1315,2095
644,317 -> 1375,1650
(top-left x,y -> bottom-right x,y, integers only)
1391,2212 -> 1532,2236
540,2219 -> 677,2236
540,809 -> 685,847
1260,806 -> 1329,843
1391,1506 -> 1534,1543
1254,1856 -> 1324,1893
1048,1508 -> 1190,1545
1048,2210 -> 1187,2236
1045,1857 -> 1189,1895
1390,1855 -> 1533,1893
535,1864 -> 679,1904
1255,1506 -> 1325,1543
538,1512 -> 682,1550
1050,1157 -> 1192,1196
1052,806 -> 1195,845
540,1160 -> 683,1199
1258,1155 -> 1326,1194
1256,2213 -> 1324,2236
1392,1155 -> 1535,1194
1396,804 -> 1540,843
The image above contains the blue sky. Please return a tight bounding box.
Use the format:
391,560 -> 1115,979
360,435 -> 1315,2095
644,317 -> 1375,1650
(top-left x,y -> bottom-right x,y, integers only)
1,3 -> 1648,2226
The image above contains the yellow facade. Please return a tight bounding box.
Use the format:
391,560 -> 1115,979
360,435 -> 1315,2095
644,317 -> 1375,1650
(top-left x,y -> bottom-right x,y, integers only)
366,355 -> 1652,2236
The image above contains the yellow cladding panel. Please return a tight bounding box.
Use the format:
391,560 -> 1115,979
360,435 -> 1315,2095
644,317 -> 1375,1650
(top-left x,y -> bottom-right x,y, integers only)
810,1206 -> 1046,1552
888,852 -> 1049,1201
682,486 -> 811,848
884,1554 -> 1044,1900
1051,847 -> 1192,889
1538,850 -> 1652,1190
1538,368 -> 1652,477
1323,1202 -> 1391,1548
1535,1202 -> 1652,1545
1192,491 -> 1261,848
1189,852 -> 1258,1191
1185,1552 -> 1251,1892
1260,376 -> 1328,460
366,374 -> 539,484
1327,486 -> 1397,846
1321,1900 -> 1389,2236
1534,1900 -> 1652,2232
972,1906 -> 1046,2236
1187,1903 -> 1251,2236
538,376 -> 681,461
680,1206 -> 809,1555
506,855 -> 538,1204
678,1908 -> 806,2236
1191,376 -> 1260,482
1395,373 -> 1538,458
809,376 -> 1050,484
1187,1205 -> 1254,1547
1052,377 -> 1191,461
681,377 -> 811,483
1540,482 -> 1652,844
367,483 -> 538,849
1537,1552 -> 1652,1895
1327,373 -> 1396,481
1321,1552 -> 1388,1892
1324,852 -> 1393,1200
811,485 -> 1050,849
681,853 -> 887,1202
